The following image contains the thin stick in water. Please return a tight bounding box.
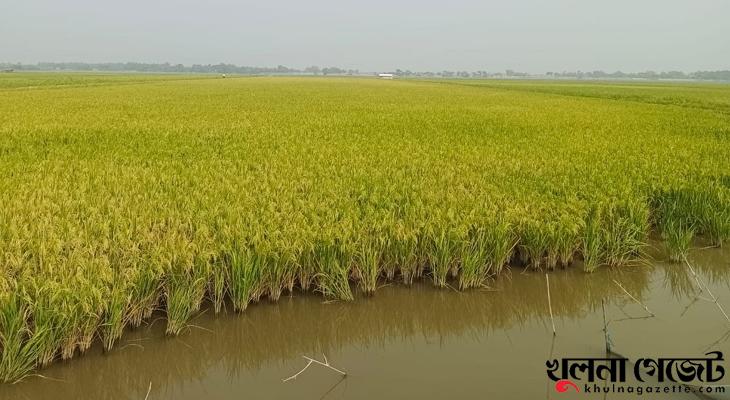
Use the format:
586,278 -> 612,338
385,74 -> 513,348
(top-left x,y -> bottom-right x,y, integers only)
612,279 -> 654,317
144,381 -> 152,400
602,298 -> 611,352
683,254 -> 730,324
546,273 -> 556,336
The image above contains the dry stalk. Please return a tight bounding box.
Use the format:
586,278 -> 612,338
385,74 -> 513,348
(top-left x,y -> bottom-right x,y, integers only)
283,354 -> 347,382
602,298 -> 611,352
612,279 -> 654,317
683,254 -> 730,324
546,274 -> 556,336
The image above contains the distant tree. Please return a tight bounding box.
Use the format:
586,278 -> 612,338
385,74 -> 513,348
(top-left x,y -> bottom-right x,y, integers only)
305,66 -> 321,75
322,67 -> 345,75
691,70 -> 730,80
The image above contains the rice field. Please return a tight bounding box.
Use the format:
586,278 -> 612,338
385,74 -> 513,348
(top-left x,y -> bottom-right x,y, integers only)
0,74 -> 729,383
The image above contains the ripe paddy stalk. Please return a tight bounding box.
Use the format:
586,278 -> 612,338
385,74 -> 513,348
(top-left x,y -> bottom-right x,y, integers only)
387,230 -> 421,285
600,198 -> 650,266
314,242 -> 354,301
296,248 -> 315,292
520,222 -> 550,270
224,243 -> 262,312
127,268 -> 162,327
162,232 -> 209,335
209,257 -> 226,314
0,294 -> 45,383
75,313 -> 99,355
653,188 -> 707,262
280,251 -> 299,295
692,186 -> 730,247
265,255 -> 287,302
61,287 -> 101,359
458,227 -> 491,289
485,221 -> 517,275
581,206 -> 603,272
30,286 -> 74,367
164,270 -> 207,336
428,230 -> 460,288
354,237 -> 382,295
663,221 -> 695,263
377,225 -> 401,281
100,283 -> 128,351
551,213 -> 581,268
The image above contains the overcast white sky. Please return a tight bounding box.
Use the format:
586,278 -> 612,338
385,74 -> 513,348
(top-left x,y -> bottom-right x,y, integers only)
2,0 -> 729,73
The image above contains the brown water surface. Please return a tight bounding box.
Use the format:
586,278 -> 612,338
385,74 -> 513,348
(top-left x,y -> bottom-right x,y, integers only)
2,244 -> 729,400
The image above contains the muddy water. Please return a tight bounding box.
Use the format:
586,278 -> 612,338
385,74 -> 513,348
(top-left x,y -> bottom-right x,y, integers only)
2,245 -> 730,400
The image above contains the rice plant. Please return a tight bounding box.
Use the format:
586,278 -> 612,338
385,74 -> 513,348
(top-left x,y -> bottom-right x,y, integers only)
0,74 -> 728,382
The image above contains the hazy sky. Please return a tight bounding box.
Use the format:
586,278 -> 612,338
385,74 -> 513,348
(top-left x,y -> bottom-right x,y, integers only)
2,0 -> 729,73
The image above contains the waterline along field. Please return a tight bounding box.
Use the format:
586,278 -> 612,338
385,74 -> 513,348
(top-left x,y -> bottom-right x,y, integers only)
1,74 -> 729,383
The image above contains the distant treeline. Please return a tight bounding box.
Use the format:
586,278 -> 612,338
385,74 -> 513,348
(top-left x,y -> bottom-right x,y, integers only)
390,69 -> 730,80
545,70 -> 730,80
1,62 -> 729,81
0,62 -> 359,76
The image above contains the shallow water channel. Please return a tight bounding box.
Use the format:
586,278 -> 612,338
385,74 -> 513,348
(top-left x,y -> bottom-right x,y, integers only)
2,244 -> 730,400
